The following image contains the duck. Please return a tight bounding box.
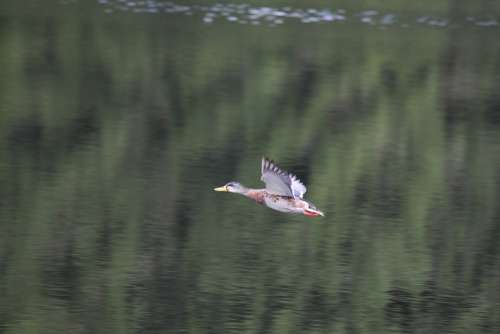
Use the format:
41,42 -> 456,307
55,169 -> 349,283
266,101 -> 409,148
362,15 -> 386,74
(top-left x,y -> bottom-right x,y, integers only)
214,157 -> 324,217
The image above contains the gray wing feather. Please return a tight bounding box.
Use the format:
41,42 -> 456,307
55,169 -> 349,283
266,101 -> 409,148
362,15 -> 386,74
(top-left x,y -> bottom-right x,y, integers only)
260,158 -> 307,198
291,175 -> 307,198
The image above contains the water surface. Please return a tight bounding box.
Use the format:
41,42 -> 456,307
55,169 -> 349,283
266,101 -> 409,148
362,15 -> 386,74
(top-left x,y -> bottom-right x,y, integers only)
1,1 -> 500,333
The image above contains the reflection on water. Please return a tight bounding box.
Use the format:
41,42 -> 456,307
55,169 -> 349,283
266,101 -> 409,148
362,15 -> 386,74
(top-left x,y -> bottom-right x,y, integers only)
98,0 -> 500,28
1,0 -> 500,333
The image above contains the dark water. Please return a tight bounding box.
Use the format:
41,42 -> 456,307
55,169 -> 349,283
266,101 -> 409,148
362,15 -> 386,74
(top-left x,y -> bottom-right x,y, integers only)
1,1 -> 500,333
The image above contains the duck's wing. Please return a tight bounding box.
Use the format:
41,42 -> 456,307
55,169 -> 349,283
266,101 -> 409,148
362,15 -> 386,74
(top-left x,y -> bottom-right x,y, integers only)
260,157 -> 307,198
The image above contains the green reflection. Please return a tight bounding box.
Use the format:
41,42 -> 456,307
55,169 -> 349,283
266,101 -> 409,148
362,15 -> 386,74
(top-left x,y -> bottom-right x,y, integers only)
1,2 -> 500,334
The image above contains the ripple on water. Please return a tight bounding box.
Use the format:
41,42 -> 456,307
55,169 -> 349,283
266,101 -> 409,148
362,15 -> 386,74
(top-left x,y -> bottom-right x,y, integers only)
97,0 -> 500,30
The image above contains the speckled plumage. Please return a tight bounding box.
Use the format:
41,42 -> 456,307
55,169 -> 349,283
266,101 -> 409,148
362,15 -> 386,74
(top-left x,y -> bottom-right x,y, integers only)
214,158 -> 324,217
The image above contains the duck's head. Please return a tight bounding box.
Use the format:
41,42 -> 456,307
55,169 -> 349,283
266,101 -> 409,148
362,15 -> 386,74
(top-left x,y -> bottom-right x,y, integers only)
214,181 -> 247,194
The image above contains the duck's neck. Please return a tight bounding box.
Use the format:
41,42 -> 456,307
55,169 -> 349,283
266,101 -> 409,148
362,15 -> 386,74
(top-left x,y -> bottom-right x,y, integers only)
241,188 -> 265,204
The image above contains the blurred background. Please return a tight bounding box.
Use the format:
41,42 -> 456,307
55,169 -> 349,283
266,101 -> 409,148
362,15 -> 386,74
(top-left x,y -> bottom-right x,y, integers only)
1,1 -> 500,333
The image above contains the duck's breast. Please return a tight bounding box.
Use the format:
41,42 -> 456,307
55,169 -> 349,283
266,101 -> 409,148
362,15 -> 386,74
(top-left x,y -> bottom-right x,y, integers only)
263,194 -> 304,214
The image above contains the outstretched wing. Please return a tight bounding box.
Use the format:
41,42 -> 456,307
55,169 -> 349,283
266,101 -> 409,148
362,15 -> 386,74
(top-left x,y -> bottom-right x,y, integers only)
260,157 -> 307,198
291,176 -> 307,198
